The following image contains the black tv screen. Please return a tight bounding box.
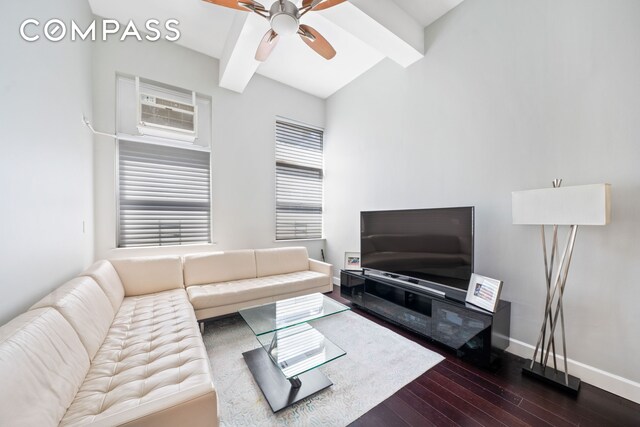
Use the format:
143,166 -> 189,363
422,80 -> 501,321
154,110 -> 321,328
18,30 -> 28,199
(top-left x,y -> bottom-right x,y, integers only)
361,207 -> 474,290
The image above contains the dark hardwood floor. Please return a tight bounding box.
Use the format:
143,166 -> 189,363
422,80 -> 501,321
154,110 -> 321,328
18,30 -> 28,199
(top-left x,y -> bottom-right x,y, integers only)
326,286 -> 640,427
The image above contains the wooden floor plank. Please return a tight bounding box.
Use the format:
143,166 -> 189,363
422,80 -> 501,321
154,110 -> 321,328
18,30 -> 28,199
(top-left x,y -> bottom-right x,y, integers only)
349,403 -> 411,427
382,393 -> 437,427
439,359 -> 523,405
435,360 -> 556,427
406,380 -> 485,427
424,369 -> 530,427
396,386 -> 459,427
417,372 -> 513,427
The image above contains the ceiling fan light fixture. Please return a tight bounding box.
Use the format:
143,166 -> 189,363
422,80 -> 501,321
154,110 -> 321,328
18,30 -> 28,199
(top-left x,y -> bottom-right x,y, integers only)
270,13 -> 299,36
204,0 -> 340,61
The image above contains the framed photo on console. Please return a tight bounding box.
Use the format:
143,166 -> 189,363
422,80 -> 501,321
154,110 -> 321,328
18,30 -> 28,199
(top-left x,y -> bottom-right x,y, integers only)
344,252 -> 361,271
466,273 -> 503,312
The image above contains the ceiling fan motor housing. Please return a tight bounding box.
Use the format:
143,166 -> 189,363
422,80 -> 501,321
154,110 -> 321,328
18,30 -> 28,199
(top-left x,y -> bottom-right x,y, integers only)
269,0 -> 300,36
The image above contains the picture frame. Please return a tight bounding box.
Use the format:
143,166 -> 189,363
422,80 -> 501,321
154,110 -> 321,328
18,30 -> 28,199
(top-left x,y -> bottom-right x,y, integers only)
344,252 -> 361,271
465,273 -> 503,312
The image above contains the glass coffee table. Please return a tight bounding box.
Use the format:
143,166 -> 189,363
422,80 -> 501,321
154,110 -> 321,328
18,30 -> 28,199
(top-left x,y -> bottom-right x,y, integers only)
239,293 -> 350,412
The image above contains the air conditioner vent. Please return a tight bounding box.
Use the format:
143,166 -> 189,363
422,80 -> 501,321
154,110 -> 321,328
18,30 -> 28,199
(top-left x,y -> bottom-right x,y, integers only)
137,92 -> 198,142
153,97 -> 195,113
140,103 -> 194,131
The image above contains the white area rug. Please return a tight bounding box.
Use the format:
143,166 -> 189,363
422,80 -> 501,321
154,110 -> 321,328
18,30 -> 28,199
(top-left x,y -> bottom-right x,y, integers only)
202,310 -> 444,426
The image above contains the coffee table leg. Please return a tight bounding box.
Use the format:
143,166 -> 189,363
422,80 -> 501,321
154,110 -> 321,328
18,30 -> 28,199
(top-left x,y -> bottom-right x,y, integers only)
289,376 -> 301,388
267,333 -> 277,355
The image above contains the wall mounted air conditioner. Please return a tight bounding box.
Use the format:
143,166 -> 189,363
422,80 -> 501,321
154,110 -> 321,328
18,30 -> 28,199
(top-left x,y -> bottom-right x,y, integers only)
136,78 -> 198,142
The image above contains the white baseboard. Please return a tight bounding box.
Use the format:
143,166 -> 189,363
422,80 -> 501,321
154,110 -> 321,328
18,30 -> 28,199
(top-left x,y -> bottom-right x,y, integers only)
507,338 -> 640,404
333,276 -> 340,286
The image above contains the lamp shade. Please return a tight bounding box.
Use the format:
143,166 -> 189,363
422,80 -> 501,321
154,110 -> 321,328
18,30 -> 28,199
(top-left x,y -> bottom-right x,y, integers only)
512,184 -> 611,226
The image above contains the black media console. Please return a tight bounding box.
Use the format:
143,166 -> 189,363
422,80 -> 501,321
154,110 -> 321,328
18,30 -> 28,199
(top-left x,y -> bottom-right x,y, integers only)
340,270 -> 511,367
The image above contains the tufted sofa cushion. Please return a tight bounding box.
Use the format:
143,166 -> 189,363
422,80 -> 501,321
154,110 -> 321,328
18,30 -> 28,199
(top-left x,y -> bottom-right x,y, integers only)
81,260 -> 125,312
0,308 -> 90,427
110,256 -> 184,297
59,289 -> 216,426
183,250 -> 257,287
30,276 -> 116,360
255,247 -> 310,277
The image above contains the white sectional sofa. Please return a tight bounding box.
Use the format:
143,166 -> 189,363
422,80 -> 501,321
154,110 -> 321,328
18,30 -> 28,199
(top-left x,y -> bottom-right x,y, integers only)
0,247 -> 332,426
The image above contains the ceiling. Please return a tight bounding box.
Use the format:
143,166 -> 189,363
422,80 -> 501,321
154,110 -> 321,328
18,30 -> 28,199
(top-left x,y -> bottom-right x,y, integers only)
392,0 -> 464,27
88,0 -> 464,98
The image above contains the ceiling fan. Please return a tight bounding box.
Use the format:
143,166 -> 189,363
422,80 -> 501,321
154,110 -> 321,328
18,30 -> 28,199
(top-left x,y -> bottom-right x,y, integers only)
203,0 -> 346,61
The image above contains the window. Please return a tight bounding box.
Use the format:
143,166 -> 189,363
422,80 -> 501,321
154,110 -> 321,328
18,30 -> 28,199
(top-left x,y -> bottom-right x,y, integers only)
275,119 -> 324,240
117,140 -> 211,247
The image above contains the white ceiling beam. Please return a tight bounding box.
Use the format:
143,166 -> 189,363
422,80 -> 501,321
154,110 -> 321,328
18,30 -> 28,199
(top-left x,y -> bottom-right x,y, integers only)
219,13 -> 268,93
320,0 -> 424,68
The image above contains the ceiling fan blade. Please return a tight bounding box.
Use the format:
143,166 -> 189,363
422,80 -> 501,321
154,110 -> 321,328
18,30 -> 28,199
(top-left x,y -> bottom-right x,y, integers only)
302,0 -> 347,11
255,30 -> 280,62
298,24 -> 336,60
202,0 -> 264,12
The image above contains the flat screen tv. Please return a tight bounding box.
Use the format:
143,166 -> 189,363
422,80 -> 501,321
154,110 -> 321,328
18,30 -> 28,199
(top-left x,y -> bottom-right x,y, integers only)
361,207 -> 474,291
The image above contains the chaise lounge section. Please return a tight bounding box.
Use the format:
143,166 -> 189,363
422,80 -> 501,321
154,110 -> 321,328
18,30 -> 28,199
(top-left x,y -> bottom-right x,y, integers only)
0,257 -> 218,427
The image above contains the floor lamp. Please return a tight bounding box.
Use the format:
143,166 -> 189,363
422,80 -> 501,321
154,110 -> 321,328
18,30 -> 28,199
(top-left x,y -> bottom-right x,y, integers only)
512,181 -> 611,393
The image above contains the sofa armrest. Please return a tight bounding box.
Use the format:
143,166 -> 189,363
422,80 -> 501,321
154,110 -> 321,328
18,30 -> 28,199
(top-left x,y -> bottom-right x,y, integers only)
309,259 -> 333,278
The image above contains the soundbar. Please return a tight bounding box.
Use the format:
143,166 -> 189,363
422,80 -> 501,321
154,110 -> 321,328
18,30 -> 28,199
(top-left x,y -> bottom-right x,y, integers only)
367,271 -> 446,298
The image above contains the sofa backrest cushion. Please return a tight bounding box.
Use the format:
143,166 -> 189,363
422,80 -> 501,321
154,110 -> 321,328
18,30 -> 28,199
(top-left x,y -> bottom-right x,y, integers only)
110,256 -> 184,296
0,308 -> 90,426
255,247 -> 309,277
81,260 -> 125,312
183,250 -> 257,286
30,276 -> 115,360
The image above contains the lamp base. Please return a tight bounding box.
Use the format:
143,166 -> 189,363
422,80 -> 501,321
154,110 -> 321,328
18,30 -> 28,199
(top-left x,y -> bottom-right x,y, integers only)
522,360 -> 581,395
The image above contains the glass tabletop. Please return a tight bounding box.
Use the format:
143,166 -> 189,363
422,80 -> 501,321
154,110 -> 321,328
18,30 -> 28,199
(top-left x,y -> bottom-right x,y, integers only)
256,323 -> 346,379
239,293 -> 350,337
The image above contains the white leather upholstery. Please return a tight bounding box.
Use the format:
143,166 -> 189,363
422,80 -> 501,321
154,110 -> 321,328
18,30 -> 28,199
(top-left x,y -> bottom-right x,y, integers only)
184,247 -> 333,320
187,270 -> 328,310
309,259 -> 333,278
110,256 -> 184,296
60,289 -> 216,426
81,260 -> 125,312
30,276 -> 115,360
0,308 -> 90,427
192,284 -> 333,320
117,392 -> 218,427
183,250 -> 257,287
255,247 -> 310,277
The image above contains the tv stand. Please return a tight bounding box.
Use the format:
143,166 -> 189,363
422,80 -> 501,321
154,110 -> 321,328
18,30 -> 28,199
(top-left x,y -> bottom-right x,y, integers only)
341,270 -> 511,367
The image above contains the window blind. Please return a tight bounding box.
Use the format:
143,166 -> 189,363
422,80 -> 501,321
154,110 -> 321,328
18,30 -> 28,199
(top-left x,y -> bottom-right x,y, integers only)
276,120 -> 324,240
118,140 -> 211,247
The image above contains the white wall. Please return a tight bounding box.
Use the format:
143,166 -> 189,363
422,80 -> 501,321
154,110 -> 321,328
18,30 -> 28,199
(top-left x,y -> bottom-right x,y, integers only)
0,0 -> 94,325
325,0 -> 640,392
92,21 -> 326,260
